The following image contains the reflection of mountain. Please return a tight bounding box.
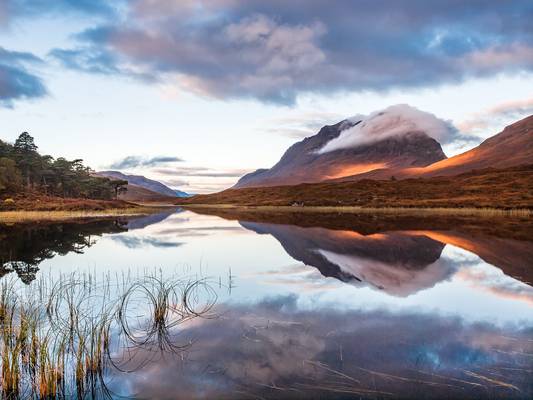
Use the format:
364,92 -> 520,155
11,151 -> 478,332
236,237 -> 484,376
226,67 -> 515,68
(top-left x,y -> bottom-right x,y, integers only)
125,208 -> 180,230
190,206 -> 533,288
403,231 -> 533,283
238,217 -> 533,296
242,222 -> 453,296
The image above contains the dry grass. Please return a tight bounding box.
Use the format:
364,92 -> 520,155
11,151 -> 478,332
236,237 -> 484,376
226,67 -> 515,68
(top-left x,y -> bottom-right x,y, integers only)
183,204 -> 533,218
0,208 -> 162,223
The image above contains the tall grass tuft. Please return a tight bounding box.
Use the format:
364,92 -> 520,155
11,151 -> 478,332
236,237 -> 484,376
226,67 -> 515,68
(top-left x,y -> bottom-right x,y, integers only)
0,270 -> 219,399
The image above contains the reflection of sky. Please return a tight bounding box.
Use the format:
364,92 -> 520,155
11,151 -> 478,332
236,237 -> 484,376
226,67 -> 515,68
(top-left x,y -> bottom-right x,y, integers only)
35,211 -> 533,325
109,295 -> 532,399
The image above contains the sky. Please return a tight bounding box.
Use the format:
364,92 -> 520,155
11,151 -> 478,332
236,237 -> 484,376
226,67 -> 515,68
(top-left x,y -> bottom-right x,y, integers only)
1,0 -> 532,193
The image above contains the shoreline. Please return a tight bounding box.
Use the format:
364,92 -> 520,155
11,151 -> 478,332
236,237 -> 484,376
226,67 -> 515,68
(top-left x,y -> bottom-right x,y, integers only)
0,207 -> 170,223
179,204 -> 533,218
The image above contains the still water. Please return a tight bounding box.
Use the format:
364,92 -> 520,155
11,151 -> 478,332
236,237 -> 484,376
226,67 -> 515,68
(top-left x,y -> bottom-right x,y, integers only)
1,208 -> 532,399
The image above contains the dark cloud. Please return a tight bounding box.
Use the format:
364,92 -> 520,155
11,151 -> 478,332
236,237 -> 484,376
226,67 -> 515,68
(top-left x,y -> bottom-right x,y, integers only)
0,47 -> 47,107
49,0 -> 533,104
2,0 -> 119,24
109,155 -> 183,169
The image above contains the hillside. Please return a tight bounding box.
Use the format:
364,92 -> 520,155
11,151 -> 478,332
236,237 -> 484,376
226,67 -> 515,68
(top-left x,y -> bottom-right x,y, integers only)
179,164 -> 533,209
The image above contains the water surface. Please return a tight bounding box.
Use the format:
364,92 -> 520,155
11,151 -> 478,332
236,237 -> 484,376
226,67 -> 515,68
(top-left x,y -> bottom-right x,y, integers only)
1,208 -> 531,399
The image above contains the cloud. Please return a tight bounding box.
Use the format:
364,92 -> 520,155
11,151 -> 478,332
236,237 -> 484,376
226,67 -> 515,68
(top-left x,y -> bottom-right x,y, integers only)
457,97 -> 533,134
1,0 -> 119,25
264,111 -> 344,139
154,166 -> 248,178
0,47 -> 47,107
48,0 -> 533,104
318,104 -> 458,153
149,166 -> 251,194
108,155 -> 183,169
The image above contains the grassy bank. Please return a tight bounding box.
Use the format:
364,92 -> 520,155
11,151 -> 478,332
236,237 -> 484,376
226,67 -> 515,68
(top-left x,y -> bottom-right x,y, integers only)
182,204 -> 533,218
0,207 -> 163,223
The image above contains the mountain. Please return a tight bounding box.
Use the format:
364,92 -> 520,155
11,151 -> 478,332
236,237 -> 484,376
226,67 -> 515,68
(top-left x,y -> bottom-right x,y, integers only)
416,114 -> 533,177
332,114 -> 533,182
174,189 -> 192,198
235,105 -> 448,188
96,171 -> 186,198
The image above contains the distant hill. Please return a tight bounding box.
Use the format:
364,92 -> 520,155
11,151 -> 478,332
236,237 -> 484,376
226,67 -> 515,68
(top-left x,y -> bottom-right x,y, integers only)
96,171 -> 189,202
235,105 -> 448,188
97,171 -> 188,197
174,189 -> 192,198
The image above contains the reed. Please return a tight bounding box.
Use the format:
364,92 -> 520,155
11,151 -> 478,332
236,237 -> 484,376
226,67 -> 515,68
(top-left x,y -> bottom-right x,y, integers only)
0,270 -> 219,399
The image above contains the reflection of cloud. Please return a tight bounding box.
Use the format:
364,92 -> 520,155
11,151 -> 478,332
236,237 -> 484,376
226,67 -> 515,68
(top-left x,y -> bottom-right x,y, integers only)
456,267 -> 533,307
318,249 -> 456,297
111,235 -> 184,249
156,226 -> 246,237
112,295 -> 533,399
250,263 -> 343,292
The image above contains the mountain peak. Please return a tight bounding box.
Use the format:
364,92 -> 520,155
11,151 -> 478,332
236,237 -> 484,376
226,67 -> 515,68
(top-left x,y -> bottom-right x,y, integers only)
318,104 -> 455,154
235,105 -> 448,188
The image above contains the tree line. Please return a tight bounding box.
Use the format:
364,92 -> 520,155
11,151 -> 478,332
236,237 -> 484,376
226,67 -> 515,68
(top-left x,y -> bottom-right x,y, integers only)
0,132 -> 127,200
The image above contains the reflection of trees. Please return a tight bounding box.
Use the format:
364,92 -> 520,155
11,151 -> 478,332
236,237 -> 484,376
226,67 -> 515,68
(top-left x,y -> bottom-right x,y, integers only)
0,219 -> 129,284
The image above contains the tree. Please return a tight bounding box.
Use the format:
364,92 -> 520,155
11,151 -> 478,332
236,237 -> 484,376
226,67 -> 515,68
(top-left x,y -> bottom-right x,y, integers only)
14,132 -> 38,153
0,157 -> 23,192
1,132 -> 124,201
13,132 -> 39,188
109,179 -> 128,199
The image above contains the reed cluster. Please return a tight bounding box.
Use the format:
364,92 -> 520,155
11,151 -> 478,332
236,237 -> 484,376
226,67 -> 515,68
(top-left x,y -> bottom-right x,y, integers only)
0,271 -> 218,399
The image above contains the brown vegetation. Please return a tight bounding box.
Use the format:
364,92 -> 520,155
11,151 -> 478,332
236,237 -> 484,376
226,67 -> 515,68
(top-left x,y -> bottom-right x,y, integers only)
179,164 -> 533,209
0,193 -> 135,212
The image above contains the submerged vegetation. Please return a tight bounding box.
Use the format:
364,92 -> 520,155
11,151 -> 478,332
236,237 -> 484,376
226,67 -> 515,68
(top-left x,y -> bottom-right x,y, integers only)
0,271 -> 218,399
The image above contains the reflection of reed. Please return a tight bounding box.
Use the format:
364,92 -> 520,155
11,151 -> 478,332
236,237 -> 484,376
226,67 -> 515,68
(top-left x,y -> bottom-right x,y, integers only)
0,272 -> 219,399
